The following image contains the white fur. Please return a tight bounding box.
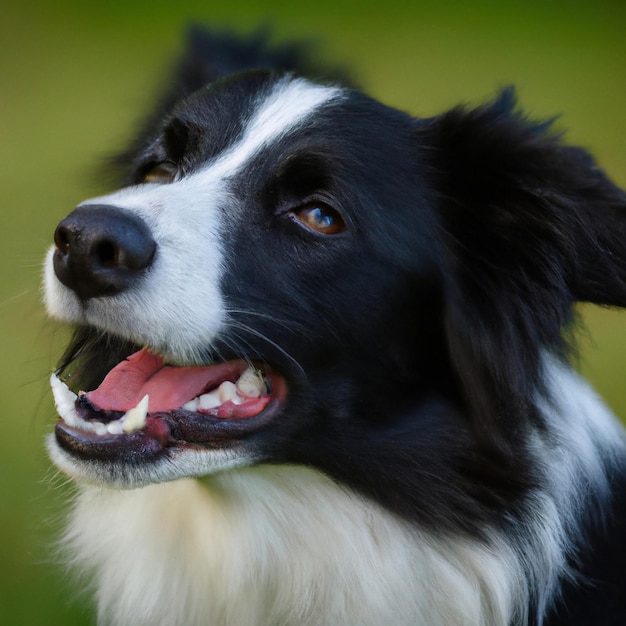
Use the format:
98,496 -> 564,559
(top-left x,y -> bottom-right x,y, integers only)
44,77 -> 343,364
516,357 -> 626,620
63,466 -> 524,626
57,361 -> 626,626
205,76 -> 343,183
524,358 -> 626,618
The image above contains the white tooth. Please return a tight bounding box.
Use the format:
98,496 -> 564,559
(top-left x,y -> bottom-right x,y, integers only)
218,381 -> 239,404
63,407 -> 80,428
182,399 -> 200,411
122,395 -> 149,433
50,373 -> 81,427
93,422 -> 107,436
67,415 -> 80,429
198,391 -> 221,410
50,373 -> 78,414
78,418 -> 94,432
107,420 -> 124,435
236,368 -> 266,398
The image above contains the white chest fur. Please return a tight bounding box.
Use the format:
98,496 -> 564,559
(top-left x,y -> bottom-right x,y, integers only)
64,465 -> 525,626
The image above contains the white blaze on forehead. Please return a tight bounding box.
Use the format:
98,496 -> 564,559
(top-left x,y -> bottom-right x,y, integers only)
44,76 -> 343,363
202,76 -> 344,181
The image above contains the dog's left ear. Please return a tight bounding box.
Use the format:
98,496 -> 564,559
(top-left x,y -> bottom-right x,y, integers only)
148,26 -> 345,120
417,89 -> 626,447
172,25 -> 349,98
114,26 -> 349,179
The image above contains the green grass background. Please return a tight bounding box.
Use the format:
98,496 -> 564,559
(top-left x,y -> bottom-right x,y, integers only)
1,0 -> 625,623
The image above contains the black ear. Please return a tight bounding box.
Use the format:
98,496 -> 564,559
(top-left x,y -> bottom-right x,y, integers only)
114,25 -> 349,176
172,25 -> 349,99
418,89 -> 626,449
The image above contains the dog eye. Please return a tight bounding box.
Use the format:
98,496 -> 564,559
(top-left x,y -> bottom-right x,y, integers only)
142,161 -> 178,184
290,204 -> 346,235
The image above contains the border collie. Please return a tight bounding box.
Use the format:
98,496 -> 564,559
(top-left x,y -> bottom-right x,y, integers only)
44,27 -> 626,626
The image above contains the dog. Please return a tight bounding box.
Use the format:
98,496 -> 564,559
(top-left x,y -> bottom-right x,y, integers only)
44,26 -> 626,625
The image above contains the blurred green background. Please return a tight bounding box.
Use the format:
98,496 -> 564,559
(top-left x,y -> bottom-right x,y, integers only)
1,0 -> 624,623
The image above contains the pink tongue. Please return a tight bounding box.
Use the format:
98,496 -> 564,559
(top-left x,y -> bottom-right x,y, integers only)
84,348 -> 243,413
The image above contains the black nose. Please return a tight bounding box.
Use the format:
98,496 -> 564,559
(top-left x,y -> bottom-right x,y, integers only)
53,205 -> 156,300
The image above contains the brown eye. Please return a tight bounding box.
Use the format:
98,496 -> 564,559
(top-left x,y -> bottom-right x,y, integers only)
142,161 -> 178,184
291,204 -> 346,235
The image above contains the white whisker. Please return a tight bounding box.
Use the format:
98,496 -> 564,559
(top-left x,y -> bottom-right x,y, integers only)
225,318 -> 306,377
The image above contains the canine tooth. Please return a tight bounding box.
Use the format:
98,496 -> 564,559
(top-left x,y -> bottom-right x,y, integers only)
122,395 -> 149,433
236,367 -> 267,398
50,373 -> 80,426
107,421 -> 124,435
63,408 -> 80,428
50,373 -> 78,414
52,397 -> 79,426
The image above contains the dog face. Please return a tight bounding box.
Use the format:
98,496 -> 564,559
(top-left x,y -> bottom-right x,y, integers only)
45,55 -> 626,534
45,72 -> 445,489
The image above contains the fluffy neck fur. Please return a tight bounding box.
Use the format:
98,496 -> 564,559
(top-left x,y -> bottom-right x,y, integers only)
61,362 -> 624,626
66,467 -> 526,626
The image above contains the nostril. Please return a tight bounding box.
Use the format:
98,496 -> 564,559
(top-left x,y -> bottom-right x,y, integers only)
93,239 -> 119,268
54,224 -> 71,253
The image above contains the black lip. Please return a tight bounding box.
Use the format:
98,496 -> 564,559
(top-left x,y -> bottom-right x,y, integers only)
161,396 -> 284,443
55,421 -> 166,462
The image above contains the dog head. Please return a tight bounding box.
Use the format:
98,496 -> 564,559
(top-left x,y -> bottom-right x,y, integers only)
45,28 -> 626,532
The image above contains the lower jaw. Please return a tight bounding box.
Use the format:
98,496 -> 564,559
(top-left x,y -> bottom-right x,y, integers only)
53,372 -> 287,466
47,431 -> 254,489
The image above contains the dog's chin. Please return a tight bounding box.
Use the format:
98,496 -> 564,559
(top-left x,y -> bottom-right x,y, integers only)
46,436 -> 258,488
48,348 -> 288,488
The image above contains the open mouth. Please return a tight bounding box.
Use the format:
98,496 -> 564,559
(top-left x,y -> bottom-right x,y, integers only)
51,348 -> 287,463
